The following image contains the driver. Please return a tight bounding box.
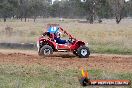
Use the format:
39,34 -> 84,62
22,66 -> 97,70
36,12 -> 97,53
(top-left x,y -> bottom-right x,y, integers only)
54,32 -> 68,44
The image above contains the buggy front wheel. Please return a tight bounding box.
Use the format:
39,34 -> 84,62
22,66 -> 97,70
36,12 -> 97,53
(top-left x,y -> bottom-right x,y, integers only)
77,46 -> 90,58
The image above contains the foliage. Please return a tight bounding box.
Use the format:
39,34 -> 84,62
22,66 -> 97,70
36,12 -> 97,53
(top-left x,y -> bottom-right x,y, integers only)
0,0 -> 132,23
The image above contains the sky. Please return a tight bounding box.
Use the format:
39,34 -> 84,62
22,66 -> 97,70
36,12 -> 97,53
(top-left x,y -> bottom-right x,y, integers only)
125,0 -> 130,2
52,0 -> 61,4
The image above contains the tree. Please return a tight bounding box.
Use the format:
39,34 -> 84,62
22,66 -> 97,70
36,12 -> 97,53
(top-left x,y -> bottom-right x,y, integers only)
0,0 -> 15,22
0,0 -> 132,22
108,0 -> 126,24
81,0 -> 105,23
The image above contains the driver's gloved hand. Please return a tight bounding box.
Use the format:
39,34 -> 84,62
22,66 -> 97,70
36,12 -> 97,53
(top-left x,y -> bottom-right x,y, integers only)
67,40 -> 72,43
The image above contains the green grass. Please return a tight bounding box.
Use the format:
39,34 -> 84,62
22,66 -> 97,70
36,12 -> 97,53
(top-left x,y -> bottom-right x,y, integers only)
89,44 -> 132,55
0,64 -> 131,88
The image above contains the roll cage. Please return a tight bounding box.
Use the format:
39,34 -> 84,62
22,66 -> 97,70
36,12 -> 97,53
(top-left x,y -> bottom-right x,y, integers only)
46,24 -> 75,40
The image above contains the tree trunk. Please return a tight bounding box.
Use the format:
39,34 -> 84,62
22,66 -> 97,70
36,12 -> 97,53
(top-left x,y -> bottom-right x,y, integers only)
89,14 -> 94,24
25,17 -> 27,22
33,16 -> 37,22
4,18 -> 6,22
116,16 -> 122,24
21,17 -> 23,21
98,18 -> 102,23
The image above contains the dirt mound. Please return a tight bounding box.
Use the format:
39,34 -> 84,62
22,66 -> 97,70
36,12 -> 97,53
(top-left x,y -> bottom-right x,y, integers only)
0,51 -> 131,72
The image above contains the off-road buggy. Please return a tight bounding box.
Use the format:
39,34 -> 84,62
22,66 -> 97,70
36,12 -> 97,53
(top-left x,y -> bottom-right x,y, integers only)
37,24 -> 90,58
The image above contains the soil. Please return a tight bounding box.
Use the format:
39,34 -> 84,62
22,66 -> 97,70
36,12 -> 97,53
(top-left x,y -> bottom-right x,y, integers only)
0,49 -> 131,72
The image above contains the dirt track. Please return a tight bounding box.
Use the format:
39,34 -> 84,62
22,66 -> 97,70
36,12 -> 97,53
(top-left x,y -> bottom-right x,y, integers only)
0,49 -> 132,72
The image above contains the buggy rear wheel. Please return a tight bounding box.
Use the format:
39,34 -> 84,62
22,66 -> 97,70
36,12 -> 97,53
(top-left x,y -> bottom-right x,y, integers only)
40,45 -> 53,56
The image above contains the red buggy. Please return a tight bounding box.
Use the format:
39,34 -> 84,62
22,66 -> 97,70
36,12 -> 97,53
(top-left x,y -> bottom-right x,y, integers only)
37,24 -> 90,58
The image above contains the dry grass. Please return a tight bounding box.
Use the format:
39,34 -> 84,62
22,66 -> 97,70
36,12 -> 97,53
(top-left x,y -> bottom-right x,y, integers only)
0,18 -> 132,54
